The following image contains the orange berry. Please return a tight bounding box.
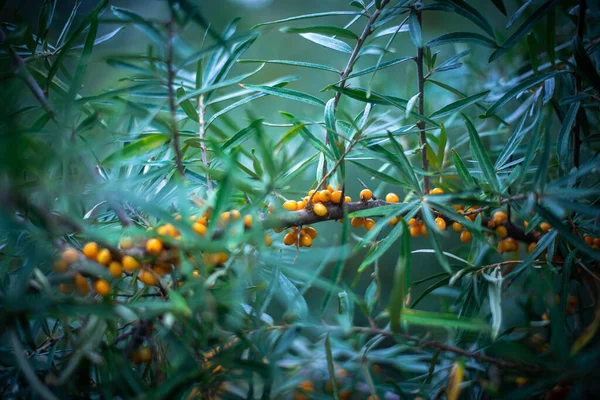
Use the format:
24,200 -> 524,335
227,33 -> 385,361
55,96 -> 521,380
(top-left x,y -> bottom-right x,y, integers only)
460,230 -> 472,243
506,237 -> 519,251
493,211 -> 508,224
297,200 -> 307,209
420,224 -> 428,237
264,234 -> 273,247
122,255 -> 141,272
408,218 -> 417,226
157,225 -> 169,236
139,270 -> 158,286
524,220 -> 529,228
495,225 -> 508,239
344,196 -> 352,203
313,203 -> 328,217
331,190 -> 343,204
584,235 -> 593,246
497,240 -> 507,253
388,216 -> 401,226
95,279 -> 111,296
300,234 -> 313,247
410,225 -> 421,237
132,346 -> 152,364
146,238 -> 163,254
192,269 -> 201,278
120,237 -> 134,250
244,215 -> 253,228
593,238 -> 600,247
434,217 -> 446,231
59,283 -> 74,294
304,227 -> 318,239
298,380 -> 314,392
109,261 -> 123,278
310,192 -> 321,204
307,189 -> 316,197
319,190 -> 331,203
96,248 -> 112,266
528,242 -> 537,254
540,222 -> 551,233
61,248 -> 79,265
283,232 -> 297,246
364,218 -> 376,231
53,260 -> 68,273
217,252 -> 229,264
74,273 -> 90,296
429,187 -> 444,195
193,222 -> 207,235
487,220 -> 496,229
452,222 -> 463,232
351,217 -> 364,228
196,216 -> 208,225
359,189 -> 373,201
230,210 -> 241,220
82,242 -> 99,259
283,200 -> 298,211
385,193 -> 399,203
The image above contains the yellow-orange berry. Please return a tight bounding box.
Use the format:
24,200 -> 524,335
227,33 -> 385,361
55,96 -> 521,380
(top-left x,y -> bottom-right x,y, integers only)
244,215 -> 252,228
452,222 -> 463,232
82,242 -> 99,259
122,255 -> 141,272
505,237 -> 519,251
139,270 -> 158,286
264,234 -> 273,247
408,218 -> 417,226
283,232 -> 297,246
313,203 -> 328,217
298,380 -> 314,393
96,248 -> 112,266
153,264 -> 171,277
61,248 -> 79,265
217,252 -> 229,264
385,193 -> 399,203
420,224 -> 428,237
487,220 -> 496,229
230,210 -> 241,220
196,216 -> 208,225
192,269 -> 201,278
429,187 -> 444,195
174,214 -> 182,222
74,273 -> 90,296
584,235 -> 593,246
364,218 -> 376,231
304,227 -> 318,239
388,216 -> 401,226
497,240 -> 507,253
132,346 -> 152,364
435,217 -> 446,231
594,238 -> 600,247
283,200 -> 298,211
319,190 -> 331,203
297,200 -> 307,209
95,279 -> 111,297
109,261 -> 123,278
495,225 -> 508,239
344,196 -> 352,203
410,225 -> 421,237
193,222 -> 207,236
351,217 -> 364,228
493,211 -> 508,224
146,238 -> 163,254
359,189 -> 373,201
460,230 -> 472,243
120,237 -> 134,250
331,190 -> 343,204
300,234 -> 313,247
524,220 -> 529,228
540,222 -> 551,233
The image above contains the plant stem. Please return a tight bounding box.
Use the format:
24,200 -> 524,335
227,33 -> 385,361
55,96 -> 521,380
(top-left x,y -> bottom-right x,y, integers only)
574,0 -> 587,169
198,94 -> 212,190
166,20 -> 185,178
416,8 -> 430,194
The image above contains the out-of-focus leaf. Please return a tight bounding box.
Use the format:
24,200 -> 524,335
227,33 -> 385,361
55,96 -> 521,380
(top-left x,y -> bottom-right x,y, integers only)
431,0 -> 495,38
506,0 -> 534,28
408,9 -> 421,48
427,32 -> 497,48
72,26 -> 124,49
111,6 -> 162,44
350,161 -> 413,189
573,36 -> 600,94
280,25 -> 358,40
243,84 -> 325,107
239,58 -> 339,73
421,204 -> 451,273
491,0 -> 507,15
462,114 -> 499,192
102,134 -> 169,166
402,309 -> 490,331
572,297 -> 600,355
299,32 -> 353,53
446,360 -> 465,400
430,90 -> 490,119
176,87 -> 199,122
324,334 -> 339,400
389,221 -> 409,332
557,102 -> 580,171
252,11 -> 364,29
345,56 -> 412,79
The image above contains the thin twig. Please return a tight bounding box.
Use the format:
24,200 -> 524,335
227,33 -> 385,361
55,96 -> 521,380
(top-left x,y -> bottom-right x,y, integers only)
198,93 -> 212,190
415,5 -> 429,194
166,19 -> 185,178
573,0 -> 587,169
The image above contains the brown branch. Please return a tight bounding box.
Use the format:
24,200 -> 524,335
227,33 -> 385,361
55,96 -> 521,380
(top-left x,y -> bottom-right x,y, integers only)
166,20 -> 185,178
198,94 -> 212,190
0,27 -> 55,116
415,6 -> 429,194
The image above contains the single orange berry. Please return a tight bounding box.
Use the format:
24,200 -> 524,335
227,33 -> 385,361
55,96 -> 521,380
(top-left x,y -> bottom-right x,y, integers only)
304,227 -> 318,239
297,200 -> 307,209
429,187 -> 444,195
300,234 -> 313,247
95,279 -> 111,297
61,248 -> 79,265
460,230 -> 472,243
434,217 -> 446,231
59,283 -> 74,294
584,235 -> 593,246
74,273 -> 90,296
264,234 -> 273,247
132,346 -> 152,364
244,215 -> 253,228
487,220 -> 496,229
420,224 -> 428,237
310,192 -> 321,204
344,196 -> 352,203
139,270 -> 158,286
283,232 -> 297,246
319,190 -> 331,202
493,211 -> 508,224
217,252 -> 229,264
330,190 -> 343,204
96,248 -> 112,266
196,216 -> 208,225
410,225 -> 421,237
313,203 -> 328,217
524,220 -> 529,228
388,216 -> 401,226
495,225 -> 508,239
82,242 -> 99,259
506,237 -> 519,251
594,238 -> 600,247
364,218 -> 376,231
283,200 -> 298,211
498,240 -> 507,253
120,237 -> 134,250
146,238 -> 163,254
193,222 -> 207,236
230,210 -> 241,220
452,222 -> 463,232
385,193 -> 399,203
192,269 -> 201,278
122,255 -> 141,272
109,261 -> 123,278
540,222 -> 551,233
298,380 -> 314,392
408,218 -> 417,226
351,217 -> 364,228
359,189 -> 373,201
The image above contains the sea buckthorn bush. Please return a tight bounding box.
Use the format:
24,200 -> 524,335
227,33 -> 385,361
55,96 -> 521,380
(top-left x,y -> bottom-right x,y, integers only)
1,0 -> 599,399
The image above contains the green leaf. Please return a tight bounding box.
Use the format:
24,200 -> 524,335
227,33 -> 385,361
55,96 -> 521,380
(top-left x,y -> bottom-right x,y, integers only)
405,92 -> 420,119
389,221 -> 410,332
483,70 -> 569,118
386,133 -> 421,192
527,33 -> 539,73
430,90 -> 490,119
402,308 -> 490,331
408,9 -> 422,48
176,87 -> 199,122
280,25 -> 358,40
438,124 -> 447,164
298,32 -> 353,54
221,122 -> 258,151
462,114 -> 500,192
506,0 -> 534,28
573,36 -> 600,94
489,0 -> 560,62
102,134 -> 169,166
350,161 -> 413,189
490,0 -> 507,16
243,84 -> 325,107
345,56 -> 412,79
495,106 -> 537,170
358,222 -> 403,273
278,273 -> 309,320
434,0 -> 495,38
557,102 -> 580,171
66,9 -> 99,104
421,204 -> 452,274
427,32 -> 497,48
252,11 -> 364,29
324,334 -> 340,400
410,276 -> 450,308
546,6 -> 556,65
238,58 -> 339,73
111,6 -> 163,44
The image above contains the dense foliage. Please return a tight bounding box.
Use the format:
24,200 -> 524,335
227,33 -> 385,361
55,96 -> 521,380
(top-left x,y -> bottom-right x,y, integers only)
1,0 -> 599,399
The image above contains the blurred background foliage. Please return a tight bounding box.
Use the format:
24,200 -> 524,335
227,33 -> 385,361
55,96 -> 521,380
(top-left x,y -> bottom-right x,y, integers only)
1,0 -> 600,399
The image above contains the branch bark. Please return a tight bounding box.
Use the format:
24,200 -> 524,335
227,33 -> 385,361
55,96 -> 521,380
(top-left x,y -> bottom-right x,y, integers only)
415,7 -> 430,194
166,20 -> 185,178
